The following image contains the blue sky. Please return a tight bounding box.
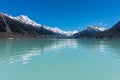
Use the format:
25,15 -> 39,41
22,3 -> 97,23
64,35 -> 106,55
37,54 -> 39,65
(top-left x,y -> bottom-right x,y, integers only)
0,0 -> 120,31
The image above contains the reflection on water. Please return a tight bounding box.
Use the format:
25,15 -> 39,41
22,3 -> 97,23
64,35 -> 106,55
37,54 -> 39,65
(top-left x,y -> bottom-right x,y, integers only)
0,39 -> 78,64
1,39 -> 120,80
0,39 -> 120,64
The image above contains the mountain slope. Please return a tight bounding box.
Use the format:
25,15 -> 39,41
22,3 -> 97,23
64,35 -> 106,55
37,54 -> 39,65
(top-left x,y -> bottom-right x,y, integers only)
13,14 -> 78,36
0,12 -> 79,38
14,15 -> 42,27
73,26 -> 105,38
0,12 -> 60,38
98,21 -> 120,38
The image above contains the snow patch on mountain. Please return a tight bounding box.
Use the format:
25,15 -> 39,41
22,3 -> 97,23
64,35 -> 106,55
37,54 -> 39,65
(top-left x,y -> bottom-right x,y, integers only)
97,27 -> 106,31
14,15 -> 42,27
85,25 -> 106,31
43,25 -> 78,36
0,12 -> 41,27
0,12 -> 15,19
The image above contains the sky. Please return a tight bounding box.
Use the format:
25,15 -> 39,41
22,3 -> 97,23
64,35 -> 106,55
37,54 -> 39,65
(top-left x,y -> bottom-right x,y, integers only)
0,0 -> 120,31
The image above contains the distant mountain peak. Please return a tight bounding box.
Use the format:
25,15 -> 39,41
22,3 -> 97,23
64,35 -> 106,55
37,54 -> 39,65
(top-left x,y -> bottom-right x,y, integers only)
85,26 -> 105,32
73,24 -> 106,38
43,25 -> 78,36
14,15 -> 42,27
86,25 -> 106,31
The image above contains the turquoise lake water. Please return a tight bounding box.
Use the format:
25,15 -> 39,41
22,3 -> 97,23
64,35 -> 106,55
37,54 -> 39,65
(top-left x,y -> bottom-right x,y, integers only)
0,39 -> 120,80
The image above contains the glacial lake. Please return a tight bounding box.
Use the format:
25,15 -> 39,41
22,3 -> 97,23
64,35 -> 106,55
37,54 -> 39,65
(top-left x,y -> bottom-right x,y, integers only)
0,39 -> 120,80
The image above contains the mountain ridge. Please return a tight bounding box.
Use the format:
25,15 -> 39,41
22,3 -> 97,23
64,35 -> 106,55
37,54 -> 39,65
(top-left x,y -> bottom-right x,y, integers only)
1,12 -> 120,39
0,12 -> 79,36
0,12 -> 60,38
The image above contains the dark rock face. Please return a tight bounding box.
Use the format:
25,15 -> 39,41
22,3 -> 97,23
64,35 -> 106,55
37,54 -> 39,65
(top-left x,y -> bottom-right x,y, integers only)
109,21 -> 120,32
0,13 -> 59,38
98,21 -> 120,38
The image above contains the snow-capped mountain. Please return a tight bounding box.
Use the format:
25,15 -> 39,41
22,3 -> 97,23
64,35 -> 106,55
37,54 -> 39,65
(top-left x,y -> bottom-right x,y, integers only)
14,15 -> 42,27
1,12 -> 110,39
0,12 -> 41,27
12,14 -> 78,36
0,12 -> 79,38
73,25 -> 106,38
85,26 -> 105,32
0,12 -> 60,38
43,26 -> 78,36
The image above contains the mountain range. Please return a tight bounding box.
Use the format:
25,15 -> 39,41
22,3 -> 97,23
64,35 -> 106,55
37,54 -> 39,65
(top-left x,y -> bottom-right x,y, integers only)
0,12 -> 119,39
0,12 -> 79,38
